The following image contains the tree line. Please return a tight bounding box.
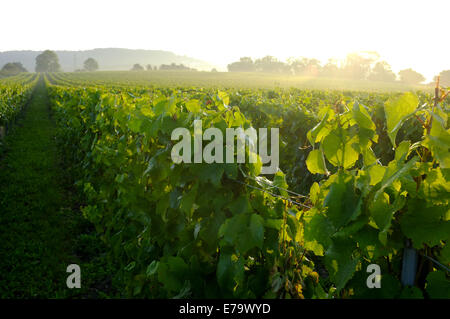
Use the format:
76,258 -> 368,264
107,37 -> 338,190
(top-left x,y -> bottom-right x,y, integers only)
227,52 -> 450,85
34,50 -> 99,72
0,50 -> 99,76
0,49 -> 198,76
130,63 -> 197,71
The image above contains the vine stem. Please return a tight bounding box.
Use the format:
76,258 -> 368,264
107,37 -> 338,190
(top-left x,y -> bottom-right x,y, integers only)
422,76 -> 440,162
426,76 -> 440,135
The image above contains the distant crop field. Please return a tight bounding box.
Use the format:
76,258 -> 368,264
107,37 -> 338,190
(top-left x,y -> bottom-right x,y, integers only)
50,70 -> 433,92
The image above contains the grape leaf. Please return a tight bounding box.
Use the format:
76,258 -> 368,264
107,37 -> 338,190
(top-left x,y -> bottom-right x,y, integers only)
400,199 -> 450,249
384,92 -> 418,146
306,149 -> 327,175
426,271 -> 450,299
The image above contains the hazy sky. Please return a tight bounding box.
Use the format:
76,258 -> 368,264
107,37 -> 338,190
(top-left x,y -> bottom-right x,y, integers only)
1,0 -> 449,80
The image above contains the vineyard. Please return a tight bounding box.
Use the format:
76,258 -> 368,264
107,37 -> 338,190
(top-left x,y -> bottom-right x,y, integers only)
0,71 -> 448,299
0,74 -> 37,132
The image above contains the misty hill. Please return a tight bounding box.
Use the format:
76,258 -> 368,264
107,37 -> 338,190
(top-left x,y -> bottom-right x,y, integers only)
0,48 -> 216,72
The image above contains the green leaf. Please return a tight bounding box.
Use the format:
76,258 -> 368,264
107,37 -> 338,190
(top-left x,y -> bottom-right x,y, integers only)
306,149 -> 327,175
219,212 -> 264,254
368,165 -> 386,186
219,214 -> 246,244
420,167 -> 450,203
304,208 -> 334,255
362,147 -> 377,166
333,215 -> 368,239
156,194 -> 170,221
157,257 -> 189,293
232,111 -> 245,126
146,261 -> 159,277
265,219 -> 283,230
249,154 -> 262,176
185,99 -> 201,113
191,163 -> 224,187
375,157 -> 417,201
228,195 -> 252,215
194,223 -> 201,239
323,131 -> 359,169
199,210 -> 226,250
217,253 -> 233,290
322,130 -> 340,164
384,92 -> 418,146
426,271 -> 450,299
154,96 -> 177,116
423,116 -> 450,168
128,116 -> 143,133
395,140 -> 411,162
323,173 -> 361,229
352,226 -> 386,259
125,261 -> 136,271
217,253 -> 244,292
273,171 -> 289,197
286,213 -> 300,241
180,183 -> 198,217
309,182 -> 322,205
324,238 -> 359,291
352,102 -> 375,130
307,110 -> 330,146
438,244 -> 450,265
168,256 -> 189,273
249,214 -> 264,249
370,192 -> 406,244
218,91 -> 230,105
400,199 -> 450,249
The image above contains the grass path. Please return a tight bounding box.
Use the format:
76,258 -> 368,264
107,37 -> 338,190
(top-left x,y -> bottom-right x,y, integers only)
0,78 -> 109,298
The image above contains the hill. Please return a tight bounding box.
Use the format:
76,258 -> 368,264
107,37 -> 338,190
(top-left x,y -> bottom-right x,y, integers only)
0,48 -> 216,72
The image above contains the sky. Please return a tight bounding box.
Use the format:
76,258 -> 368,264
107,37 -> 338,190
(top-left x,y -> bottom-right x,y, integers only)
1,0 -> 449,80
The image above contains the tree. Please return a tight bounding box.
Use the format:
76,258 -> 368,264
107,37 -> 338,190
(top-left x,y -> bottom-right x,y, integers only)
131,63 -> 144,71
435,70 -> 450,87
146,64 -> 153,71
0,62 -> 28,76
254,56 -> 288,73
288,57 -> 321,76
227,57 -> 256,72
368,61 -> 396,82
159,63 -> 196,71
398,68 -> 425,84
321,58 -> 341,77
342,52 -> 379,80
35,50 -> 61,72
84,58 -> 99,71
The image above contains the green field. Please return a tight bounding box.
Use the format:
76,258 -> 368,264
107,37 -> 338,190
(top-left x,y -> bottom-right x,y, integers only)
0,72 -> 448,299
49,70 -> 433,92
